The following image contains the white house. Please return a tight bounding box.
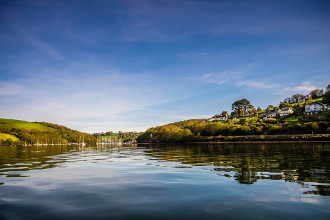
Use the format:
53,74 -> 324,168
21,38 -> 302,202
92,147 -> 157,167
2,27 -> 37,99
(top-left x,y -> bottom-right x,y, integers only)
278,107 -> 294,117
218,116 -> 228,121
263,110 -> 277,119
305,103 -> 329,114
208,115 -> 228,122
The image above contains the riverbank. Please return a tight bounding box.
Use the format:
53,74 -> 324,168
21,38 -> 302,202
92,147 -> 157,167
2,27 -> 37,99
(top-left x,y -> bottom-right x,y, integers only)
137,134 -> 330,143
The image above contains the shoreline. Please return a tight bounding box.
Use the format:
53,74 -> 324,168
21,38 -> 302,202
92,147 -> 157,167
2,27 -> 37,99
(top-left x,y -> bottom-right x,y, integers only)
137,134 -> 330,144
137,140 -> 330,144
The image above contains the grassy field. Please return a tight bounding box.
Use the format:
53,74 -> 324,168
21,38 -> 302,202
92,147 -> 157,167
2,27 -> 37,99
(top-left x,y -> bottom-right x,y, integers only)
0,132 -> 19,141
289,97 -> 324,107
0,118 -> 97,145
284,116 -> 299,122
0,118 -> 54,131
100,134 -> 119,139
304,111 -> 330,122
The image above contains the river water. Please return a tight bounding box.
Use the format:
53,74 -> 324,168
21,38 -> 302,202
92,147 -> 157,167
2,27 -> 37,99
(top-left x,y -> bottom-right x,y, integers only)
0,143 -> 329,219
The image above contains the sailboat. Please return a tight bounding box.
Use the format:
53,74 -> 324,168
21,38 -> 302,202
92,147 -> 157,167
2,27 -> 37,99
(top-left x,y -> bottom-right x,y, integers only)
80,136 -> 86,146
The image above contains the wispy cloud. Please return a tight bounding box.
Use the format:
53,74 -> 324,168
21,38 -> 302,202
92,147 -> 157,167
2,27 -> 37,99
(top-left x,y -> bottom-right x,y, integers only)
1,0 -> 329,132
236,80 -> 278,89
200,70 -> 279,90
199,71 -> 323,96
0,81 -> 23,96
282,81 -> 317,93
17,28 -> 64,61
0,63 -> 189,132
200,71 -> 246,84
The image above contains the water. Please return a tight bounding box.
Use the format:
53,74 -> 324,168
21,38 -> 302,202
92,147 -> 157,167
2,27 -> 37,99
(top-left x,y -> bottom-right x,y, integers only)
0,143 -> 329,219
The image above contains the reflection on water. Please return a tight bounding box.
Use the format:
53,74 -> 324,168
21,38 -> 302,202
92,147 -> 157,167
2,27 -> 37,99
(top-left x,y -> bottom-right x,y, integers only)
0,143 -> 330,219
146,143 -> 330,187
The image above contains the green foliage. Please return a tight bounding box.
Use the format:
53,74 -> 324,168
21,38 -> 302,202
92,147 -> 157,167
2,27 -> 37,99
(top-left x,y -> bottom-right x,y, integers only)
138,85 -> 330,142
220,111 -> 228,116
231,98 -> 254,116
0,119 -> 52,131
264,118 -> 277,123
309,89 -> 324,99
284,116 -> 299,122
0,132 -> 19,145
95,131 -> 140,142
137,124 -> 193,142
324,90 -> 330,104
0,118 -> 96,145
0,132 -> 19,142
137,119 -> 330,142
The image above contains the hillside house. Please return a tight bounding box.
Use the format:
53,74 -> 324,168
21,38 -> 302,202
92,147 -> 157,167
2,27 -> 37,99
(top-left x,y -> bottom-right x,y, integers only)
263,110 -> 278,119
278,107 -> 294,117
208,115 -> 228,122
305,103 -> 329,114
218,115 -> 228,121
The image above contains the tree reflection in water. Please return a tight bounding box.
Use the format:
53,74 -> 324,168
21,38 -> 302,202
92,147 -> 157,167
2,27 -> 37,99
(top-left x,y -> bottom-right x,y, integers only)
145,143 -> 330,192
0,143 -> 329,195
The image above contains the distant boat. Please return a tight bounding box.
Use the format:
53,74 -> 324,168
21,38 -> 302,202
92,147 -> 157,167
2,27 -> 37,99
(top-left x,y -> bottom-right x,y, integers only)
79,136 -> 86,146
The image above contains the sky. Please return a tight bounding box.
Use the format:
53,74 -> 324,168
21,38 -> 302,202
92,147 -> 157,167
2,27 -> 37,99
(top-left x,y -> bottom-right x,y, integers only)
0,0 -> 329,133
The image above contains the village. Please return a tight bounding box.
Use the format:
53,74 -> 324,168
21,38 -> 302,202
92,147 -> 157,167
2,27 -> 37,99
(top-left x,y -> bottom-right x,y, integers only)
208,86 -> 330,123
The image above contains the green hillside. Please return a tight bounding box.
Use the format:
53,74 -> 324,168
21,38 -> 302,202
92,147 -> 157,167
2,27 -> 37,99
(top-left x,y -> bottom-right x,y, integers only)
93,131 -> 141,143
0,118 -> 96,145
0,132 -> 19,142
0,118 -> 55,131
137,90 -> 330,143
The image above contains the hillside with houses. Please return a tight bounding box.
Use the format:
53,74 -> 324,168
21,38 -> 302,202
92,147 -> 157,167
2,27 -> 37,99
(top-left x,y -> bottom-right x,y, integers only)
209,85 -> 329,123
137,85 -> 330,143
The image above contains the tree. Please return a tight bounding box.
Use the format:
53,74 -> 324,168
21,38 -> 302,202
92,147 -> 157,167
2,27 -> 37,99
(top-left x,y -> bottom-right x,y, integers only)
309,89 -> 323,99
105,131 -> 113,136
232,99 -> 254,116
257,107 -> 262,112
291,94 -> 305,103
326,84 -> 330,93
283,98 -> 290,103
266,105 -> 273,110
323,89 -> 330,104
220,111 -> 228,116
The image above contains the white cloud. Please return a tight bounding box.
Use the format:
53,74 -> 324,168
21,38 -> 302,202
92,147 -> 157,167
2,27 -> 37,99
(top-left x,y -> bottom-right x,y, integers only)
200,71 -> 246,84
0,64 -> 189,132
200,71 -> 321,96
282,81 -> 317,93
200,71 -> 279,90
236,80 -> 277,89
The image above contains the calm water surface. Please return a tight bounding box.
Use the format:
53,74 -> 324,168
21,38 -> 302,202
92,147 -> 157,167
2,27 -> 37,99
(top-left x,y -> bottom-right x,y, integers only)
0,143 -> 330,219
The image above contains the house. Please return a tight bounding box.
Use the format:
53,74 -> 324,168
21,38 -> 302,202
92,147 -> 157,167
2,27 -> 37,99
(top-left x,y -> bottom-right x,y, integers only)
278,107 -> 294,117
263,110 -> 277,119
305,103 -> 329,114
208,115 -> 228,122
218,116 -> 228,121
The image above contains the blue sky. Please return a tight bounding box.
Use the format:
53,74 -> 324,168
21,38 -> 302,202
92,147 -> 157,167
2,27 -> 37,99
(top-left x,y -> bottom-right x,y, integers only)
0,0 -> 329,133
